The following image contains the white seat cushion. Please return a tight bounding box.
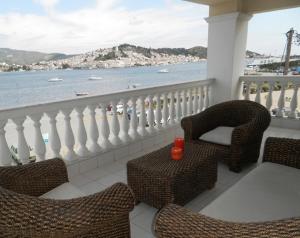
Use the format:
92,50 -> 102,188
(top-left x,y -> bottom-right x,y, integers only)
201,162 -> 300,222
200,126 -> 234,146
40,182 -> 86,200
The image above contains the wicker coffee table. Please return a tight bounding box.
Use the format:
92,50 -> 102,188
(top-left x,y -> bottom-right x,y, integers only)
127,142 -> 218,209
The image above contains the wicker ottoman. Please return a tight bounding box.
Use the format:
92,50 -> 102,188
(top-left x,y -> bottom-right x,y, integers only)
127,142 -> 218,209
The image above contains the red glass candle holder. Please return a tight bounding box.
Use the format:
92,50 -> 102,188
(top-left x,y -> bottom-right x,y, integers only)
174,137 -> 184,151
171,147 -> 183,160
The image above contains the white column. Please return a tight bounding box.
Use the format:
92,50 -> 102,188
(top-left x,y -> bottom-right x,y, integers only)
169,91 -> 176,125
128,97 -> 139,140
13,117 -> 30,164
206,13 -> 252,104
193,88 -> 198,115
119,98 -> 131,144
182,90 -> 187,117
99,103 -> 112,151
109,101 -> 122,146
204,86 -> 210,109
176,90 -> 182,122
46,111 -> 61,158
255,82 -> 262,104
147,95 -> 155,134
277,82 -> 286,117
138,96 -> 147,137
162,93 -> 169,128
266,82 -> 274,113
155,93 -> 162,130
244,81 -> 251,100
0,120 -> 12,166
289,83 -> 299,119
88,104 -> 101,153
62,109 -> 76,160
198,87 -> 204,112
187,89 -> 193,115
76,106 -> 89,157
30,114 -> 46,161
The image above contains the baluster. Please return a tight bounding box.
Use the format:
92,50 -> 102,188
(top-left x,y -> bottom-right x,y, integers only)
62,109 -> 76,160
13,117 -> 30,164
182,89 -> 187,117
204,86 -> 210,109
0,120 -> 12,166
99,103 -> 112,151
46,111 -> 61,158
276,82 -> 286,117
176,90 -> 182,122
193,88 -> 198,115
128,97 -> 139,140
266,82 -> 274,114
119,98 -> 131,144
30,114 -> 46,161
88,104 -> 101,153
255,82 -> 262,104
110,101 -> 122,146
147,95 -> 155,134
199,87 -> 204,112
187,89 -> 193,115
155,93 -> 162,130
76,106 -> 89,157
244,81 -> 251,100
138,96 -> 147,137
288,83 -> 299,119
162,93 -> 169,128
169,91 -> 175,125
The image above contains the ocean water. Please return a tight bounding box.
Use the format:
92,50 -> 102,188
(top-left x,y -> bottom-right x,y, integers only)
0,62 -> 207,109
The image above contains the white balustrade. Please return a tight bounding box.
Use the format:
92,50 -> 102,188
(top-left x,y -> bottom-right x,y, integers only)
30,114 -> 46,161
119,99 -> 131,144
128,98 -> 139,140
169,91 -> 176,125
47,111 -> 61,158
88,104 -> 101,153
240,76 -> 300,119
76,106 -> 89,157
0,78 -> 214,165
62,109 -> 76,160
155,94 -> 162,130
176,90 -> 182,122
204,86 -> 210,109
138,96 -> 147,137
162,93 -> 169,128
147,95 -> 155,134
99,103 -> 112,151
13,117 -> 30,164
0,120 -> 12,166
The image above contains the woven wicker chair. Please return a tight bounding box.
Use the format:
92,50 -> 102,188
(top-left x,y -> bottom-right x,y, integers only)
153,137 -> 300,238
0,158 -> 135,238
181,100 -> 271,172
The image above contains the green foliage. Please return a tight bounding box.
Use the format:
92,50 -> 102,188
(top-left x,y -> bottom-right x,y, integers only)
94,51 -> 117,61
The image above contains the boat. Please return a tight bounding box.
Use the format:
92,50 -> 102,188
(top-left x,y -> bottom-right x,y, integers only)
75,92 -> 89,97
88,76 -> 103,80
48,77 -> 63,82
158,69 -> 169,73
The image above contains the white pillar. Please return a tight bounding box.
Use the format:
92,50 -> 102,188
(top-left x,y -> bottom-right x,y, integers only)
206,12 -> 252,105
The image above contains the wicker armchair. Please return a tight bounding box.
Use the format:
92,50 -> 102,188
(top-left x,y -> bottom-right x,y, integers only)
0,158 -> 135,238
181,100 -> 271,172
153,137 -> 300,238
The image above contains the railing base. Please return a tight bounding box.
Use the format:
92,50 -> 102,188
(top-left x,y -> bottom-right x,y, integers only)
271,117 -> 300,130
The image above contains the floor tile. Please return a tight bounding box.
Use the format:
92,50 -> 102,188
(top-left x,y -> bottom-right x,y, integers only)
79,180 -> 107,195
132,206 -> 158,233
69,174 -> 92,187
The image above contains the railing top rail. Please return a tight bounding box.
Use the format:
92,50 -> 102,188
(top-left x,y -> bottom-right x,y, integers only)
240,75 -> 300,83
0,78 -> 215,120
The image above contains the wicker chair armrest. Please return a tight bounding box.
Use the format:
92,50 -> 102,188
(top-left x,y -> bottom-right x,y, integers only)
263,137 -> 300,169
0,158 -> 68,196
153,204 -> 300,238
181,112 -> 218,141
0,183 -> 135,237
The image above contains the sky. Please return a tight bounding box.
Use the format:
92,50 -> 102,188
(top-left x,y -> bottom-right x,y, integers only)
0,0 -> 299,56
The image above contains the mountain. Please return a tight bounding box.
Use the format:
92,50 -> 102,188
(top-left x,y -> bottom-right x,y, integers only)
0,48 -> 73,65
246,50 -> 262,58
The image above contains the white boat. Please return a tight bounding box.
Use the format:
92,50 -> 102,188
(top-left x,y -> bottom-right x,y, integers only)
48,77 -> 63,82
75,92 -> 89,97
158,69 -> 169,73
88,76 -> 103,80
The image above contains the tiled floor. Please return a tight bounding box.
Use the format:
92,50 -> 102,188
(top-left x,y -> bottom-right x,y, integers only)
69,126 -> 299,238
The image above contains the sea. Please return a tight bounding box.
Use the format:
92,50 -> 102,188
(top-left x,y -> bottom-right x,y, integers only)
0,62 -> 207,109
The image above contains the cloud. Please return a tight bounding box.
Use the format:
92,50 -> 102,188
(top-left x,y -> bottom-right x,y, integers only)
0,0 -> 208,54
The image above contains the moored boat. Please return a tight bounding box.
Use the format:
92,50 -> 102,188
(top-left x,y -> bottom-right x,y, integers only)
48,77 -> 63,82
